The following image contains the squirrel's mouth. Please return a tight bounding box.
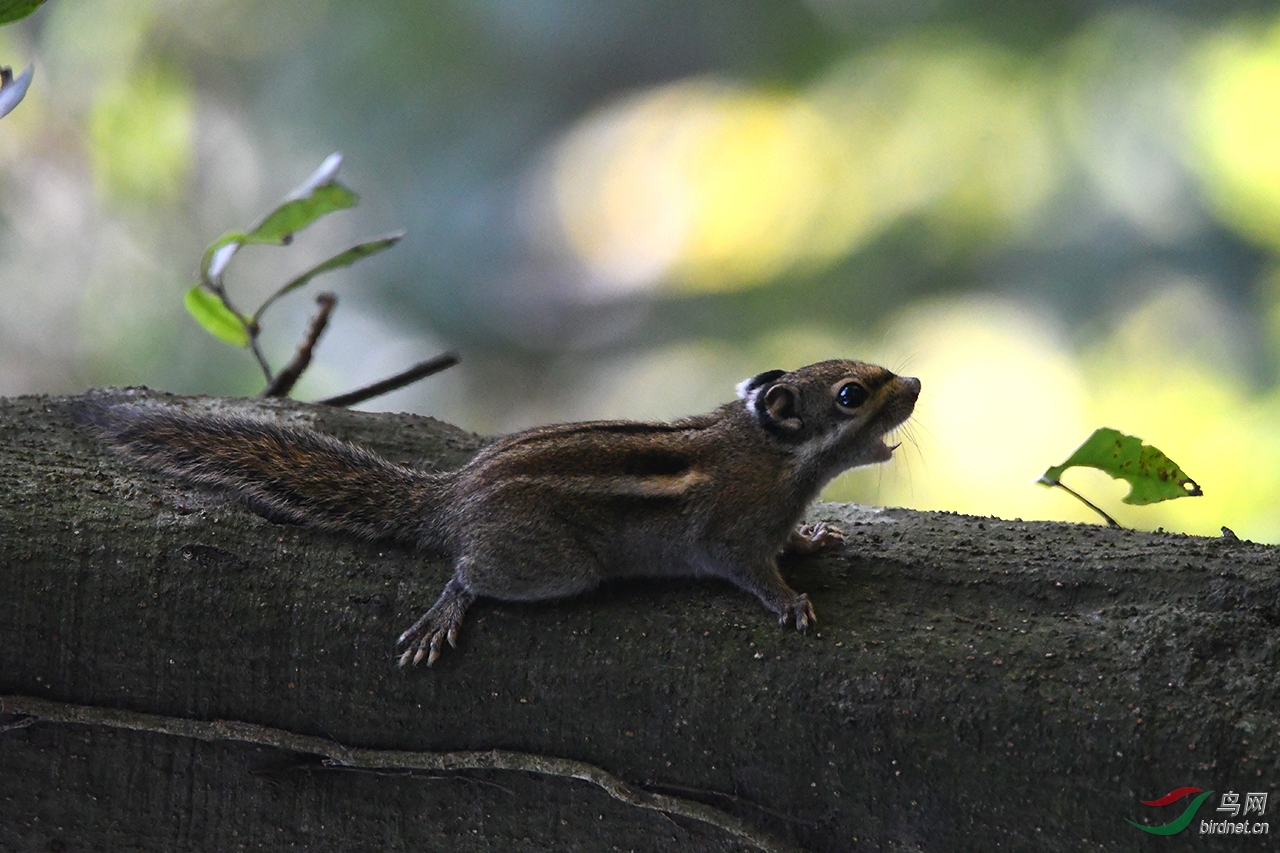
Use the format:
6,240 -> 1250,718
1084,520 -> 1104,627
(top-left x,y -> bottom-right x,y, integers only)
870,438 -> 901,462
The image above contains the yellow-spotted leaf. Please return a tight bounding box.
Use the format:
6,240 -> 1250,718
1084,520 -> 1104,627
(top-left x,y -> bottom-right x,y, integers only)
1038,427 -> 1202,505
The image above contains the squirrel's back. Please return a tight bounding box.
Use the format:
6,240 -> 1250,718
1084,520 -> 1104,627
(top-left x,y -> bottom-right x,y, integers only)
78,402 -> 448,548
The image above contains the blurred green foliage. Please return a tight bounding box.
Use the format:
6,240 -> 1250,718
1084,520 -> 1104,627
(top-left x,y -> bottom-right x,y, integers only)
0,0 -> 45,26
89,63 -> 192,202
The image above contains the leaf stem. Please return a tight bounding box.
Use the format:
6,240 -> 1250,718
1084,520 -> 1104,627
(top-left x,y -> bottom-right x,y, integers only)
248,338 -> 274,384
201,281 -> 274,383
1046,480 -> 1122,528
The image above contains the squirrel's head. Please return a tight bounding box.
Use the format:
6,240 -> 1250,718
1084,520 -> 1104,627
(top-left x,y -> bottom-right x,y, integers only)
736,359 -> 920,474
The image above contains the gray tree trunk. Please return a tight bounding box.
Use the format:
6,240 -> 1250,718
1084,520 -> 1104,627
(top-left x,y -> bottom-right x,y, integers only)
1,390 -> 1277,852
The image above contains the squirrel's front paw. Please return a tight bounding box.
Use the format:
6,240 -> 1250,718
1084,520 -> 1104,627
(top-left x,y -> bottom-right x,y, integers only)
777,593 -> 817,632
785,522 -> 847,556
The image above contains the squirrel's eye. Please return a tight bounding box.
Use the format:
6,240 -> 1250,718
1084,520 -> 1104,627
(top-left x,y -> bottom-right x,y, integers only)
837,382 -> 868,409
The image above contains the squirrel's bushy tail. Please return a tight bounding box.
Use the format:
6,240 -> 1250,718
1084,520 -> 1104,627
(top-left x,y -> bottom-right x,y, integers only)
78,402 -> 447,548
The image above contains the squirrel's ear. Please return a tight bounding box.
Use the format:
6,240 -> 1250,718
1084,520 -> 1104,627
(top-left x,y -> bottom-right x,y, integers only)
736,369 -> 786,401
756,382 -> 803,434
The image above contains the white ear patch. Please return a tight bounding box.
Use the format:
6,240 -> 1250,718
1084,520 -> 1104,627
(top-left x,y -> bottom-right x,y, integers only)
736,369 -> 786,406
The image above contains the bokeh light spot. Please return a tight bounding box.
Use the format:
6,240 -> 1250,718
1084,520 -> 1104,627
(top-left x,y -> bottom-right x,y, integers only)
89,63 -> 193,204
546,38 -> 1060,298
1191,20 -> 1280,251
549,80 -> 845,296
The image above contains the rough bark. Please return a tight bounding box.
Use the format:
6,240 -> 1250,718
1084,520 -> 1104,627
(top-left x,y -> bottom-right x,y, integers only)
1,389 -> 1277,852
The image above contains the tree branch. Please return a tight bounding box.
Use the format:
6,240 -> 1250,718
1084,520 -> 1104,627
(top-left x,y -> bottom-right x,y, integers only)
0,695 -> 802,853
262,293 -> 337,398
318,352 -> 459,407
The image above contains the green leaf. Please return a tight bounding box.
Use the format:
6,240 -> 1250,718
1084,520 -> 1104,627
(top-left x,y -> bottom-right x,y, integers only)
244,154 -> 356,244
1038,427 -> 1202,505
196,155 -> 357,283
254,231 -> 405,321
0,0 -> 47,26
183,286 -> 249,347
247,182 -> 358,245
197,231 -> 251,282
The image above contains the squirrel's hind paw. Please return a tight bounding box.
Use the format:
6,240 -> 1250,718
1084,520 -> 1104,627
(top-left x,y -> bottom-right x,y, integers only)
396,577 -> 475,668
397,615 -> 461,668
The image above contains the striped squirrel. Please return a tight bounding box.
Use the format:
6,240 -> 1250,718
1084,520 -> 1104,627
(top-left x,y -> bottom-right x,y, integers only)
80,360 -> 919,667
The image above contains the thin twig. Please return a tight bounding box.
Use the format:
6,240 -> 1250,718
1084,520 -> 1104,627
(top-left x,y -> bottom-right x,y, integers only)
0,694 -> 803,853
249,340 -> 275,384
206,281 -> 274,384
1047,480 -> 1122,528
263,293 -> 337,398
318,352 -> 459,408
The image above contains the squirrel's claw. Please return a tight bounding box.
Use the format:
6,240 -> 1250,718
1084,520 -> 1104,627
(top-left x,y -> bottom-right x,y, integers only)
777,593 -> 816,632
785,522 -> 846,556
396,626 -> 449,668
427,633 -> 444,665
